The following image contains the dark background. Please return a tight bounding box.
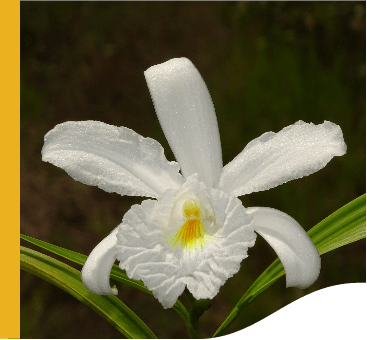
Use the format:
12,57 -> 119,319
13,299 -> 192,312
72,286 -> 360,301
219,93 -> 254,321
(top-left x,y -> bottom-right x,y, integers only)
20,2 -> 365,339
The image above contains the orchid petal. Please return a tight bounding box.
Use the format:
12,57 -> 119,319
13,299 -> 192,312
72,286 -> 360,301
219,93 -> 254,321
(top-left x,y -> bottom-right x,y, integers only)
116,200 -> 186,308
247,207 -> 321,289
115,176 -> 256,308
81,228 -> 119,295
144,58 -> 223,187
219,120 -> 347,196
42,121 -> 184,198
184,193 -> 256,300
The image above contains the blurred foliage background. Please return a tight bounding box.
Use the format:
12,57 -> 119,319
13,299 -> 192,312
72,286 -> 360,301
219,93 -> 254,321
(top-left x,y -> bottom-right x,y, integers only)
20,2 -> 365,339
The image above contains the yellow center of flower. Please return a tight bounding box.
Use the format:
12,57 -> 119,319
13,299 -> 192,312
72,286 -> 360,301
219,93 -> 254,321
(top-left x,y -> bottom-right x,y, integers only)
182,199 -> 201,219
170,199 -> 208,250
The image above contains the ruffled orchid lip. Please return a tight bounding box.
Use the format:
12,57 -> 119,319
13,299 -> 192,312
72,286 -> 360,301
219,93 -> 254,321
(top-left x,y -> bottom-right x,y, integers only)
114,174 -> 256,308
42,57 -> 346,308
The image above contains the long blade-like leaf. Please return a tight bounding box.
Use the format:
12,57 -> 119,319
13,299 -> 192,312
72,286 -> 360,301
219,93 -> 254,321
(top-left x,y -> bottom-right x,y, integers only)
21,246 -> 157,339
20,233 -> 148,292
20,234 -> 198,338
214,194 -> 366,337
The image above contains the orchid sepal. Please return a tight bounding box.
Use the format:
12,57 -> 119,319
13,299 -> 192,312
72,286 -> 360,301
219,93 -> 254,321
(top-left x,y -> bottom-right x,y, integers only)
247,207 -> 321,289
81,228 -> 119,296
145,58 -> 223,188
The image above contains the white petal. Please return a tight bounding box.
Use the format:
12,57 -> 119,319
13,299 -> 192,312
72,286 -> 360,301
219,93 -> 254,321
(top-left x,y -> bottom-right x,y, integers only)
144,58 -> 223,187
219,121 -> 347,196
81,228 -> 119,295
116,200 -> 185,308
42,121 -> 184,198
115,176 -> 256,307
246,207 -> 321,289
184,193 -> 256,300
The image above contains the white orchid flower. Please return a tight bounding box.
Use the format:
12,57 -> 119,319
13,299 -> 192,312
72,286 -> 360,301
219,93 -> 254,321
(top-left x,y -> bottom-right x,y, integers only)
42,58 -> 347,309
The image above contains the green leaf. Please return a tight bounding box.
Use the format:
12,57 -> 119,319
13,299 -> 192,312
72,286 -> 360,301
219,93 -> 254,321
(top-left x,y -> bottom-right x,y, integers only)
308,194 -> 366,255
20,233 -> 149,293
213,194 -> 366,337
21,246 -> 157,339
20,234 -> 197,338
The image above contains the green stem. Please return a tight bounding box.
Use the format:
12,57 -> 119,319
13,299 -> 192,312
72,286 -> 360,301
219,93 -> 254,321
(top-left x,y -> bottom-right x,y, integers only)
187,294 -> 212,338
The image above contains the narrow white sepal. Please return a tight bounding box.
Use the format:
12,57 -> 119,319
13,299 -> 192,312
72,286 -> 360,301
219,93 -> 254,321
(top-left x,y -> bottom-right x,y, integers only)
144,58 -> 223,187
81,228 -> 119,295
246,207 -> 321,289
42,121 -> 184,198
219,120 -> 347,197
